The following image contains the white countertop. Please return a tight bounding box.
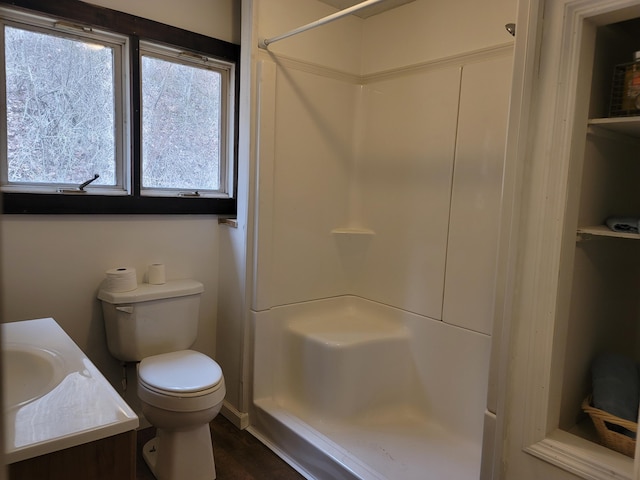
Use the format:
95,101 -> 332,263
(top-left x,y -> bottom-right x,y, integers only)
2,317 -> 138,464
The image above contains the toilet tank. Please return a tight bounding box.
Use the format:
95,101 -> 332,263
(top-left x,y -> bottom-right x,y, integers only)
98,279 -> 204,362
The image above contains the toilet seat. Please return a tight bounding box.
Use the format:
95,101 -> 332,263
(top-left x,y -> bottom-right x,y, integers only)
137,350 -> 225,412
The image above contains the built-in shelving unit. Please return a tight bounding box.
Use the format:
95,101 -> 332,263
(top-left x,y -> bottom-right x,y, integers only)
496,3 -> 640,479
557,12 -> 640,474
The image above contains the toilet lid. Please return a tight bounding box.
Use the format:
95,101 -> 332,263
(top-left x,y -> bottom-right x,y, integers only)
138,350 -> 223,394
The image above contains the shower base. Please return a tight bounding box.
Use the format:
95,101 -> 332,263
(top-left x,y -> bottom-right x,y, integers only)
251,295 -> 490,480
251,398 -> 480,480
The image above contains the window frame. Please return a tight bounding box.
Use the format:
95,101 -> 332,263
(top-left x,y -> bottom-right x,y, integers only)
0,0 -> 239,215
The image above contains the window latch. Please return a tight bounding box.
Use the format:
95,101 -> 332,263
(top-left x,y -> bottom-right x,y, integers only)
178,191 -> 201,197
58,174 -> 99,194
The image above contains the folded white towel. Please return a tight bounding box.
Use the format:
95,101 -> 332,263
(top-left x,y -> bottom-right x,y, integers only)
606,217 -> 639,233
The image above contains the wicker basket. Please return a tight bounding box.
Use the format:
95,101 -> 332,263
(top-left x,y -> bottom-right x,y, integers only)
582,395 -> 637,457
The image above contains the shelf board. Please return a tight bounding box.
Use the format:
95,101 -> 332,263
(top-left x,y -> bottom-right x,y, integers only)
331,227 -> 375,235
588,116 -> 640,137
528,429 -> 633,480
577,225 -> 640,240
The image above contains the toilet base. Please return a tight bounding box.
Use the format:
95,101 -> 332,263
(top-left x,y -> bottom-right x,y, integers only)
142,437 -> 159,474
142,425 -> 216,480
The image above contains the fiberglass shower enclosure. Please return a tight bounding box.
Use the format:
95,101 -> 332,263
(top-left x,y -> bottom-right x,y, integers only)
245,0 -> 515,478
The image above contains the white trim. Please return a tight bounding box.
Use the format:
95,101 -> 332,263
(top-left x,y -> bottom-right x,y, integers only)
363,43 -> 513,84
220,400 -> 250,430
488,2 -> 544,477
526,430 -> 632,480
251,60 -> 277,312
518,0 -> 595,448
246,426 -> 317,479
257,42 -> 513,86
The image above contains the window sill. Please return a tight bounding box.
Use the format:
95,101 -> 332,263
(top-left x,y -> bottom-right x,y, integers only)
2,192 -> 236,215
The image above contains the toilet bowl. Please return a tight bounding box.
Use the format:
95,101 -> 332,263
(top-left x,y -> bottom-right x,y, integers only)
137,350 -> 226,480
98,279 -> 226,480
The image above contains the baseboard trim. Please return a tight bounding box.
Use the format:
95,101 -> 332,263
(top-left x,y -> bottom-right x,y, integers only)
221,401 -> 250,430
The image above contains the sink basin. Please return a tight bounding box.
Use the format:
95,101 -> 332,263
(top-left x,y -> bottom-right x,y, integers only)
2,318 -> 138,464
3,343 -> 64,408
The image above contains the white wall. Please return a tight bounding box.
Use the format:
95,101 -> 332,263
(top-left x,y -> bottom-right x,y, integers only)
1,216 -> 220,410
1,0 -> 242,417
82,0 -> 240,44
361,0 -> 516,74
256,0 -> 362,73
257,0 -> 515,75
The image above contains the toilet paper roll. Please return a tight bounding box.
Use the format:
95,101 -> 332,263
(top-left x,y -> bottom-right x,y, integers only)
104,267 -> 137,292
148,263 -> 166,285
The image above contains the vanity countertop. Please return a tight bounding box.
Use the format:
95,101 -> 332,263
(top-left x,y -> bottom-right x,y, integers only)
2,317 -> 138,464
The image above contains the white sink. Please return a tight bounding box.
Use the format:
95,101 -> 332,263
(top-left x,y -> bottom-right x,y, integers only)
2,318 -> 138,464
3,344 -> 64,408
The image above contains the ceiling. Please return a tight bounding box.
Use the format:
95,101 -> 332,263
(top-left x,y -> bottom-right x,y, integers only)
317,0 -> 416,19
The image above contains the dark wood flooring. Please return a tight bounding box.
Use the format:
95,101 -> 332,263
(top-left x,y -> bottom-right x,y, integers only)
136,415 -> 306,480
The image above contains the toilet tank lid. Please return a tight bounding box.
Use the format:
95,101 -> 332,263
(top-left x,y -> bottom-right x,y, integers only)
98,279 -> 204,304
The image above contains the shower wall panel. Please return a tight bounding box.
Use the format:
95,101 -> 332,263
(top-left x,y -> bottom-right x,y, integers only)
253,54 -> 511,324
442,54 -> 513,335
254,63 -> 359,309
353,67 -> 461,320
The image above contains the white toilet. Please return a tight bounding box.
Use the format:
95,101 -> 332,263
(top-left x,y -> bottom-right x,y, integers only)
98,279 -> 225,480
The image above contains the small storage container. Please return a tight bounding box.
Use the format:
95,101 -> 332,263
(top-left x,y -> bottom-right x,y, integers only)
583,395 -> 637,457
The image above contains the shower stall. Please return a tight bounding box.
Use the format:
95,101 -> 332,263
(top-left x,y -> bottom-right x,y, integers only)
244,0 -> 515,478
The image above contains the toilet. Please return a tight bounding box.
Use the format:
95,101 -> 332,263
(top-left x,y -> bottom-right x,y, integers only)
98,279 -> 225,480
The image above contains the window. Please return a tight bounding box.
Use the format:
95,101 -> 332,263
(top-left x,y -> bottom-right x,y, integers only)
0,0 -> 239,214
3,23 -> 126,193
140,43 -> 230,197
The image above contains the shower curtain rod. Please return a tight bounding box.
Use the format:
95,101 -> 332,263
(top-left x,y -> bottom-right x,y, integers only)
258,0 -> 388,49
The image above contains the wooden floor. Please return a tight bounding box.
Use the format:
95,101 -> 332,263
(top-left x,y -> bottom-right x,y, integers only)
136,415 -> 306,480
